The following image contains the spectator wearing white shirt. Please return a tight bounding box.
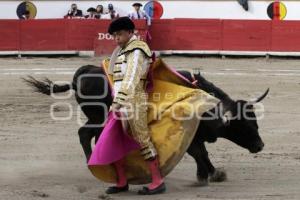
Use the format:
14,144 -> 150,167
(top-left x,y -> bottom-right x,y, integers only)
128,3 -> 151,26
95,5 -> 104,19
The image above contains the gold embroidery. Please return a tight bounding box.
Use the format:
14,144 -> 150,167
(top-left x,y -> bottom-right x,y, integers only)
111,39 -> 156,160
120,40 -> 152,58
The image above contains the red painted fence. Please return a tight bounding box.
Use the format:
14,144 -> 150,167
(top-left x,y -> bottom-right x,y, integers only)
1,19 -> 300,54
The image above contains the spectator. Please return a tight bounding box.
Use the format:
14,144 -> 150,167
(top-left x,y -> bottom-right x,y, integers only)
85,7 -> 98,19
66,3 -> 83,18
95,4 -> 104,18
107,3 -> 119,19
128,3 -> 151,26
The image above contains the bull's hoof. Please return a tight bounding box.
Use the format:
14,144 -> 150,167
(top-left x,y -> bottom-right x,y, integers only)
196,176 -> 209,187
209,168 -> 227,182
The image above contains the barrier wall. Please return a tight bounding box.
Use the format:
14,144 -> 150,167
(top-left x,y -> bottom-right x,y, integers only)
0,20 -> 20,51
2,19 -> 300,54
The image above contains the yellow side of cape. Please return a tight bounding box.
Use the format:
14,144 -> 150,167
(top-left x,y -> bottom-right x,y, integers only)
88,58 -> 219,184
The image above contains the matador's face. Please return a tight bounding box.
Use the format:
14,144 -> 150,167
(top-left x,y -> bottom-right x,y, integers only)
112,30 -> 133,48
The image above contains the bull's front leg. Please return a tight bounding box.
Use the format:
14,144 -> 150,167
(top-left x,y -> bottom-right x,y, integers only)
187,140 -> 209,186
201,143 -> 227,182
78,122 -> 97,163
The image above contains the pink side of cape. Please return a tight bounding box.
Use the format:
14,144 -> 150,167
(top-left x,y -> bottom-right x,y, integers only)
88,112 -> 140,166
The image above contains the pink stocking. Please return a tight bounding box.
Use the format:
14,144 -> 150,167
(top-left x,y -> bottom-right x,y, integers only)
147,157 -> 164,190
114,159 -> 127,187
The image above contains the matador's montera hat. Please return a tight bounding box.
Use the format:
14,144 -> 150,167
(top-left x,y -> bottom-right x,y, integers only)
108,17 -> 135,34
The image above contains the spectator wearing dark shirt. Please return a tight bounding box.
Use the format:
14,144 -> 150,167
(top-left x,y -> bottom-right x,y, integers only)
66,3 -> 83,18
107,3 -> 119,19
85,7 -> 98,19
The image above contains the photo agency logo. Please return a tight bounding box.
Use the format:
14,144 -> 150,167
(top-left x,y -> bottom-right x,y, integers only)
49,73 -> 265,127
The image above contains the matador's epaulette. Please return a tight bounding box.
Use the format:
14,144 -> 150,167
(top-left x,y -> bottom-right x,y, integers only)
119,40 -> 152,58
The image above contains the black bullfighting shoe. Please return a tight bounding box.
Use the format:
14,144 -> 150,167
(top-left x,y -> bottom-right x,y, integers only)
105,184 -> 129,194
138,182 -> 166,195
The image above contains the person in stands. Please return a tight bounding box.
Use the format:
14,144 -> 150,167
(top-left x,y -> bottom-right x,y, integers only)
66,3 -> 83,18
128,3 -> 151,26
107,3 -> 119,19
85,7 -> 98,19
95,5 -> 104,19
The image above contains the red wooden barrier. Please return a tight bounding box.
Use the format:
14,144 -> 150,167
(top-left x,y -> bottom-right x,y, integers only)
1,19 -> 300,53
149,19 -> 174,50
0,20 -> 20,51
20,19 -> 67,51
66,19 -> 110,50
222,20 -> 271,51
271,20 -> 300,51
172,18 -> 222,50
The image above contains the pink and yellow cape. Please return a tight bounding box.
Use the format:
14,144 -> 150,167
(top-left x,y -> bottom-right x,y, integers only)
88,58 -> 219,184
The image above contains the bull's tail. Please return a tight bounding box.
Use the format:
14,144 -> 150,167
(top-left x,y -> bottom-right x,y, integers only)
22,76 -> 73,96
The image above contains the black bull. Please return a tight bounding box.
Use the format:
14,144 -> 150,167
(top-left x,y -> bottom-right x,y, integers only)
23,64 -> 268,186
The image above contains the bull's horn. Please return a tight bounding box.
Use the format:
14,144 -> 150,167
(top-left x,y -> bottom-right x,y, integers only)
249,88 -> 270,104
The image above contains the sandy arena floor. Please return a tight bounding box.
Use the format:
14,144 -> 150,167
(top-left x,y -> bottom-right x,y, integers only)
0,56 -> 299,200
